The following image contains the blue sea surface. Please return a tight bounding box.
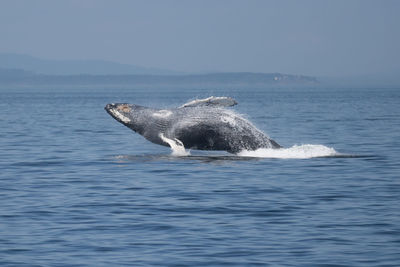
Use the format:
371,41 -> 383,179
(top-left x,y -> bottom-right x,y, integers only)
0,87 -> 399,266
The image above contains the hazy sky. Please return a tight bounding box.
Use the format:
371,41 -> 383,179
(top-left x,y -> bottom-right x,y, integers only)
1,0 -> 399,76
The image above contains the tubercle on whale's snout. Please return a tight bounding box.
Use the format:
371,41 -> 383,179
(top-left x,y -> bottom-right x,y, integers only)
104,103 -> 116,117
105,103 -> 114,110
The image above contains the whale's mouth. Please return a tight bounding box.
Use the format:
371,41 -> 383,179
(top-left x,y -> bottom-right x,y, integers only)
105,103 -> 131,124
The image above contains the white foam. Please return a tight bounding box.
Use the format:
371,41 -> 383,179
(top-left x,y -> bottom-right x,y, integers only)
159,133 -> 190,156
237,144 -> 338,159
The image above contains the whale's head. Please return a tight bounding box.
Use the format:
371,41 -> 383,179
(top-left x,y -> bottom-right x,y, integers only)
105,103 -> 149,133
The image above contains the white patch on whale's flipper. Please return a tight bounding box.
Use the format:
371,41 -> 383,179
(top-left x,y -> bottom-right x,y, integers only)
108,109 -> 131,123
179,96 -> 237,108
153,110 -> 172,118
159,133 -> 190,156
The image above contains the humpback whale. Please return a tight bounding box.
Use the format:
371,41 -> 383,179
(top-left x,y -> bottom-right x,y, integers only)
105,97 -> 281,153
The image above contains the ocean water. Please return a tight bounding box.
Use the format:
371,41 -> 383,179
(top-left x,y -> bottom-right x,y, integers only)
0,87 -> 399,266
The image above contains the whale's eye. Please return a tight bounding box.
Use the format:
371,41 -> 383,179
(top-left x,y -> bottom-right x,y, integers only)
117,104 -> 132,113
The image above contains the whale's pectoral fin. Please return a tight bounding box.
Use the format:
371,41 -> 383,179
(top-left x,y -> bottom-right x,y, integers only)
179,96 -> 237,108
159,133 -> 190,156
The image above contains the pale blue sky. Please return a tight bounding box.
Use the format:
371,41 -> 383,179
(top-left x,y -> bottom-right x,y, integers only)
0,0 -> 399,76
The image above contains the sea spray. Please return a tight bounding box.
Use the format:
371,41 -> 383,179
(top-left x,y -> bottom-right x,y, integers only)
237,144 -> 338,159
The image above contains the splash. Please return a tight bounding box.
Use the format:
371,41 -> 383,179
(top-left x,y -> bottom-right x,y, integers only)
237,144 -> 338,159
159,133 -> 190,156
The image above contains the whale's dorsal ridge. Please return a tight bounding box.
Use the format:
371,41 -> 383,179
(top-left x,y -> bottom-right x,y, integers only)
179,96 -> 237,108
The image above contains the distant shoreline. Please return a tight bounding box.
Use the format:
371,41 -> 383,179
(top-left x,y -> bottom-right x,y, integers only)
0,69 -> 318,88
